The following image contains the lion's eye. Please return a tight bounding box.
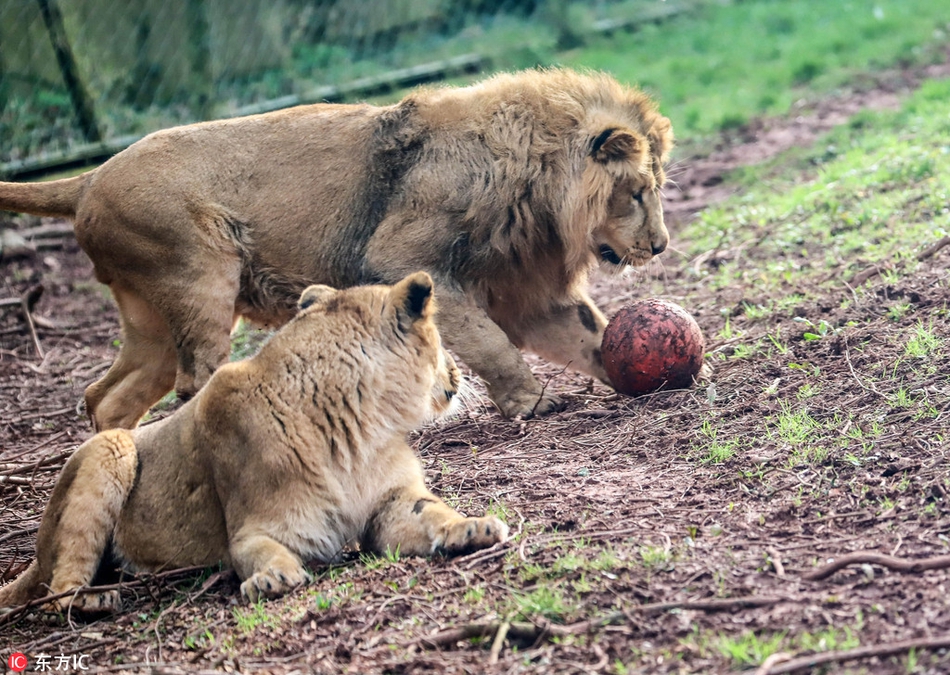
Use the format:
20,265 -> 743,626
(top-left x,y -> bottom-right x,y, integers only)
632,190 -> 644,205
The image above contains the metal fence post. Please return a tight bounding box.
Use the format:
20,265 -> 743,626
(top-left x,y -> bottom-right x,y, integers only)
35,0 -> 102,143
186,0 -> 213,120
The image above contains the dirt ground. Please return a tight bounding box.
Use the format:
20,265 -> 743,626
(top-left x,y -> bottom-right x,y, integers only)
1,61 -> 949,674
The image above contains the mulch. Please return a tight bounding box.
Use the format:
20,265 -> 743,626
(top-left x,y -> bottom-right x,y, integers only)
1,58 -> 949,674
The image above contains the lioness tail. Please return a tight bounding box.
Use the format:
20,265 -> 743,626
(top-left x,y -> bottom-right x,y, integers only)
0,173 -> 91,218
0,561 -> 42,609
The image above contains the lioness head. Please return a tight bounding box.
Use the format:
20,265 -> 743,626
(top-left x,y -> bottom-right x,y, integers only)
586,116 -> 673,271
297,272 -> 461,423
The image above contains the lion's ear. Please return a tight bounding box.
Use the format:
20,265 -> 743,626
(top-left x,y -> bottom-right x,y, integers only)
391,271 -> 434,327
298,284 -> 337,311
591,128 -> 642,163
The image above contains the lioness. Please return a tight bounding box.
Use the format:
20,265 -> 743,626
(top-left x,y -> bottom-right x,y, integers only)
0,68 -> 673,428
0,272 -> 508,611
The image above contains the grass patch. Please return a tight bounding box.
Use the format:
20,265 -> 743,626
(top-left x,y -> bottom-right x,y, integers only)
694,418 -> 739,464
704,625 -> 860,668
683,78 -> 950,290
233,601 -> 280,634
511,586 -> 570,622
567,0 -> 950,138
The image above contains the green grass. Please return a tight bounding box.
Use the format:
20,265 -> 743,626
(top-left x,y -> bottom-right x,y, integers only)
567,0 -> 950,138
511,586 -> 570,622
694,418 -> 739,464
712,625 -> 860,668
233,601 -> 280,634
683,78 -> 950,289
716,630 -> 786,668
905,321 -> 943,358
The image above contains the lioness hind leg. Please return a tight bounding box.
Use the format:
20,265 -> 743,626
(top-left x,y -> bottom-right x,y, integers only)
230,533 -> 312,603
364,475 -> 509,557
40,430 -> 137,613
84,285 -> 177,430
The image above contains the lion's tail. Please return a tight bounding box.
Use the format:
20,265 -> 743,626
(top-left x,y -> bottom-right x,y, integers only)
0,561 -> 42,609
0,172 -> 91,218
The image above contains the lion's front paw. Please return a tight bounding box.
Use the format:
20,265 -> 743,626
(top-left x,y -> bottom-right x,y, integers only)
240,563 -> 311,603
496,390 -> 564,419
50,589 -> 120,614
441,516 -> 509,555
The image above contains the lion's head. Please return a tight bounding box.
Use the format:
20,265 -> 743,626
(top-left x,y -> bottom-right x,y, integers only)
585,119 -> 672,272
413,69 -> 674,287
295,271 -> 461,427
565,75 -> 674,274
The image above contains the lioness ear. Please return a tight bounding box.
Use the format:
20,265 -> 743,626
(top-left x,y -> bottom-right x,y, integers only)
591,128 -> 642,163
298,284 -> 337,310
391,271 -> 434,327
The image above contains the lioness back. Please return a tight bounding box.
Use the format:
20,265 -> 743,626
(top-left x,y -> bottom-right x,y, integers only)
0,273 -> 506,611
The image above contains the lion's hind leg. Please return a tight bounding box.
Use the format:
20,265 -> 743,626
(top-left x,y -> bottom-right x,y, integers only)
36,430 -> 137,613
363,463 -> 508,558
84,284 -> 177,430
230,533 -> 312,603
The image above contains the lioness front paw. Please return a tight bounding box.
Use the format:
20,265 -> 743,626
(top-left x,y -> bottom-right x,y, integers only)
240,564 -> 311,603
441,516 -> 509,555
496,390 -> 564,419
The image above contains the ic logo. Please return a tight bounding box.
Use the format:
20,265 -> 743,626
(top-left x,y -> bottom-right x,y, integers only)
8,652 -> 28,672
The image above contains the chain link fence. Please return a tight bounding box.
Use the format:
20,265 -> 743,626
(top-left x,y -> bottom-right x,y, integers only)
0,0 -> 689,178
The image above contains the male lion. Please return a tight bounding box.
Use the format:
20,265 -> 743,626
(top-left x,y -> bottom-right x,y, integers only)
0,68 -> 673,428
0,272 -> 508,611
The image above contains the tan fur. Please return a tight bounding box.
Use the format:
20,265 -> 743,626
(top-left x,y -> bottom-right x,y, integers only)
0,273 -> 507,611
0,68 -> 673,427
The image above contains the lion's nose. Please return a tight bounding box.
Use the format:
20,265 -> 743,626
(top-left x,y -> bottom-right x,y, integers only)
652,240 -> 667,256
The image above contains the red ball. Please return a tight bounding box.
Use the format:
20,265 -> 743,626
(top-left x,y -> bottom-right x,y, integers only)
602,299 -> 705,396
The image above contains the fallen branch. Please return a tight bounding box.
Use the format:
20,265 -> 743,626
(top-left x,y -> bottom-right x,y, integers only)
917,234 -> 950,261
848,235 -> 949,287
803,550 -> 950,581
488,620 -> 510,665
415,595 -> 784,650
0,431 -> 67,462
0,450 -> 72,476
760,634 -> 950,674
0,475 -> 34,486
851,264 -> 884,286
0,525 -> 39,547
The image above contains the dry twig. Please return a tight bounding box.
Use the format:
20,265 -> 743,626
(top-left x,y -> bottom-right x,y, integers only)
413,595 -> 785,651
20,284 -> 45,359
766,547 -> 785,577
0,565 -> 214,627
